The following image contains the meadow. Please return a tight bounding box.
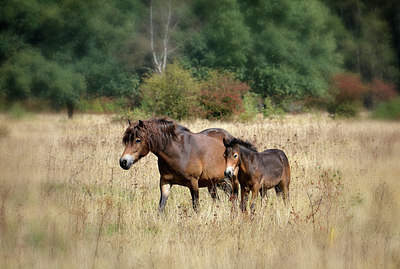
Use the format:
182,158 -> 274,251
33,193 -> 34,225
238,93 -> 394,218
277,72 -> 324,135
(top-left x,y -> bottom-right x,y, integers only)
0,113 -> 399,268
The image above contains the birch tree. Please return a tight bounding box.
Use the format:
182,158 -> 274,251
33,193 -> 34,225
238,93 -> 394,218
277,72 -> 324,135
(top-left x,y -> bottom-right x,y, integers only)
150,0 -> 179,73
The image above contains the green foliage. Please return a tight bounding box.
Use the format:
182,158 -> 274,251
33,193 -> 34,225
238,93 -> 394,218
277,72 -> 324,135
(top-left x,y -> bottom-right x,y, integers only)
323,0 -> 399,83
241,0 -> 342,98
240,92 -> 260,122
327,101 -> 361,118
9,102 -> 28,119
115,107 -> 151,124
372,97 -> 400,121
0,124 -> 8,137
191,0 -> 250,70
263,97 -> 285,118
1,0 -> 400,116
0,0 -> 143,116
141,64 -> 202,120
199,71 -> 250,120
78,98 -> 126,113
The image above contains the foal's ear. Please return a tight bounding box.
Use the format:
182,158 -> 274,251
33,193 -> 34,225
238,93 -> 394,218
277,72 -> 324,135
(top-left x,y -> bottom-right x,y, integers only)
127,119 -> 132,126
138,120 -> 144,128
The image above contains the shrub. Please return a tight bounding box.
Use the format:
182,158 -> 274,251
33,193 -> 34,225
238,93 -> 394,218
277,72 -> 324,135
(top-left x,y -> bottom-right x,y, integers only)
327,101 -> 361,118
330,73 -> 367,103
199,71 -> 250,120
0,124 -> 9,138
263,97 -> 285,118
78,97 -> 123,114
328,73 -> 367,117
240,92 -> 260,122
368,79 -> 398,106
141,64 -> 202,120
114,107 -> 151,124
9,102 -> 28,119
372,97 -> 400,121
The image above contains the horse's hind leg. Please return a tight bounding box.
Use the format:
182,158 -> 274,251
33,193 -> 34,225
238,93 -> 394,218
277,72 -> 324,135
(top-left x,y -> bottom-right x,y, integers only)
159,180 -> 171,213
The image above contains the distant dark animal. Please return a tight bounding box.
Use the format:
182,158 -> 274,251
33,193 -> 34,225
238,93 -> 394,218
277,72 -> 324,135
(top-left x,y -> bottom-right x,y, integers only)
119,118 -> 235,212
223,138 -> 291,212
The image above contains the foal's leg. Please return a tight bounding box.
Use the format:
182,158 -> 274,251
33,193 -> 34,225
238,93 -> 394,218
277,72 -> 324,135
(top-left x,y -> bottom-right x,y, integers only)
275,181 -> 288,205
240,187 -> 249,212
250,184 -> 260,213
207,184 -> 219,201
282,185 -> 289,205
189,179 -> 200,212
159,180 -> 171,213
231,176 -> 239,202
216,178 -> 232,197
259,186 -> 268,208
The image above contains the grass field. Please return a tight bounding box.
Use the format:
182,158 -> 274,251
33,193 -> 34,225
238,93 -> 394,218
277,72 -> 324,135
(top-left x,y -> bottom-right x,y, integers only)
0,113 -> 399,268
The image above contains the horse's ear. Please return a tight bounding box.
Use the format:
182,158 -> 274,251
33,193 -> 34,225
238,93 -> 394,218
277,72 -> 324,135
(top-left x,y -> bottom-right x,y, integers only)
138,120 -> 144,128
128,119 -> 132,126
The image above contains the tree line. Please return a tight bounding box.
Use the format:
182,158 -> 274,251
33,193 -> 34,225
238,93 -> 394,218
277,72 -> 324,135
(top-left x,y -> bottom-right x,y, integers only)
0,0 -> 399,118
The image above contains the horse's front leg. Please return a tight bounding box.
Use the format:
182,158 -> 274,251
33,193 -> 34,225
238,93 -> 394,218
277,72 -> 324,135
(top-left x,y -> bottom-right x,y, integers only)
189,179 -> 200,212
159,179 -> 171,213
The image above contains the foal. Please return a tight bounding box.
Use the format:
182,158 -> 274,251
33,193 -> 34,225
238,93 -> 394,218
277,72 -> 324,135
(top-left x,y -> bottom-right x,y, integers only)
223,138 -> 291,212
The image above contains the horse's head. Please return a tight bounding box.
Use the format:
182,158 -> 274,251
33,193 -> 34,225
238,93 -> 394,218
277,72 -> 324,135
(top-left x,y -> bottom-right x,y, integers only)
223,138 -> 240,179
119,119 -> 150,170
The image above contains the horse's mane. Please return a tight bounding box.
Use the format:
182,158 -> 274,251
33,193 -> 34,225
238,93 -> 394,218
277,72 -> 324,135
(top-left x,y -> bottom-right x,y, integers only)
224,138 -> 258,152
123,118 -> 190,151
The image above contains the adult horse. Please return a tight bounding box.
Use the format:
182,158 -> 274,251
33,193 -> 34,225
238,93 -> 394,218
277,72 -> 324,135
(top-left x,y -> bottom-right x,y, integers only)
119,118 -> 235,212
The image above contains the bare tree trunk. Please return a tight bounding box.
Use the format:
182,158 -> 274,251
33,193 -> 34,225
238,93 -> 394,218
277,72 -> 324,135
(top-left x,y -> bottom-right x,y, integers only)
67,102 -> 74,119
150,0 -> 162,73
150,0 -> 178,74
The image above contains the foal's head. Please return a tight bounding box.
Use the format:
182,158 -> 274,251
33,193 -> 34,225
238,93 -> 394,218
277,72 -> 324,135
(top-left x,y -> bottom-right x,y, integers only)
223,138 -> 240,179
223,138 -> 257,178
119,120 -> 150,170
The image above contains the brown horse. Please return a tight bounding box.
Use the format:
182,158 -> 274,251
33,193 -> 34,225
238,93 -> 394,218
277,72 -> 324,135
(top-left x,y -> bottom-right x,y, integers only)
119,118 -> 235,212
223,138 -> 291,212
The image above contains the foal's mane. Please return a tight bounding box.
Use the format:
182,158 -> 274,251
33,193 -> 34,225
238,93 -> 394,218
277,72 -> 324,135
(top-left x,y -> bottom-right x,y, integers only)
224,138 -> 258,152
123,118 -> 190,151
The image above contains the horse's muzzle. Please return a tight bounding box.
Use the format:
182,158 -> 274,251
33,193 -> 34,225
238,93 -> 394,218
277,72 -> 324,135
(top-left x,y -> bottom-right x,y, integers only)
119,154 -> 134,170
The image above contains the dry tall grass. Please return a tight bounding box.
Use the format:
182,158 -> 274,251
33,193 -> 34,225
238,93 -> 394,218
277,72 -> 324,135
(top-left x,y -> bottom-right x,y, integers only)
0,113 -> 399,268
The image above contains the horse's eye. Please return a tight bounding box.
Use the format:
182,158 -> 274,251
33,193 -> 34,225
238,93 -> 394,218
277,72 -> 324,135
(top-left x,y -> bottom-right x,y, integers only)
233,153 -> 238,159
135,139 -> 141,144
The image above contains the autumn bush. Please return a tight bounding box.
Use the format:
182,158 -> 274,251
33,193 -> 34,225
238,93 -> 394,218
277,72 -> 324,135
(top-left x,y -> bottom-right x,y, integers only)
199,71 -> 250,120
369,79 -> 397,104
327,73 -> 367,117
